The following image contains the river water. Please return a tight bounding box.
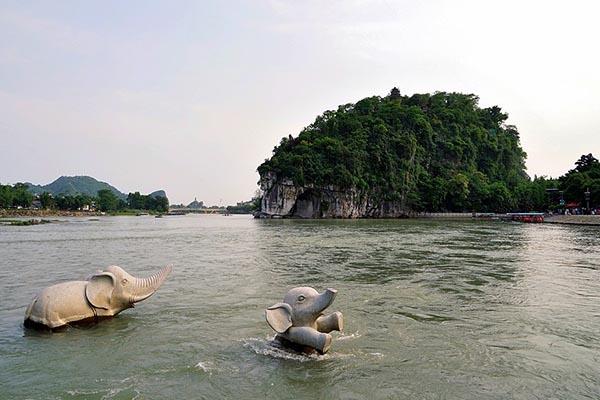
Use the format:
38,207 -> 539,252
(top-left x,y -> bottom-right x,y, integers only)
0,215 -> 599,399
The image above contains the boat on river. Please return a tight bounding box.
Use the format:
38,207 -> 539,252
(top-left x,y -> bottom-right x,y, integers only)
507,212 -> 544,223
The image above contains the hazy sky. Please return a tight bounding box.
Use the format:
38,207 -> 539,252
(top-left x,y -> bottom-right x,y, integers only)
1,1 -> 599,204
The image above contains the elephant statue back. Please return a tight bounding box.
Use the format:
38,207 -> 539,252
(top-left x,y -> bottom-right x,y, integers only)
24,265 -> 172,330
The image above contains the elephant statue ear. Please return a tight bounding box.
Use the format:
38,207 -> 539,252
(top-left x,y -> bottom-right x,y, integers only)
85,272 -> 116,310
265,302 -> 293,333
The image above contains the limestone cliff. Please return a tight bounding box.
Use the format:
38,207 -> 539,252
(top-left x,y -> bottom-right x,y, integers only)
258,174 -> 408,218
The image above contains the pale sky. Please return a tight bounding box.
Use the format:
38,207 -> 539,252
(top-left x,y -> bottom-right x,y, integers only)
1,1 -> 599,205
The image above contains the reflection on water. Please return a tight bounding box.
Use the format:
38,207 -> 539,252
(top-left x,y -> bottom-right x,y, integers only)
0,215 -> 599,399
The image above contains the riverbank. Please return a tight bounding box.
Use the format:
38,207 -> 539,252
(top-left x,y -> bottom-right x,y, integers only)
0,209 -> 163,218
544,215 -> 600,226
416,213 -> 600,226
3,209 -> 598,226
0,218 -> 56,226
0,209 -> 102,218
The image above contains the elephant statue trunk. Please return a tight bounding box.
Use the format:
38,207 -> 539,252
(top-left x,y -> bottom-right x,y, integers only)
265,287 -> 344,354
24,265 -> 172,330
129,267 -> 172,303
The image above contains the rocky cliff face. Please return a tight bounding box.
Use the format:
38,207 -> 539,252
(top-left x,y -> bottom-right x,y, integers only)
258,174 -> 409,218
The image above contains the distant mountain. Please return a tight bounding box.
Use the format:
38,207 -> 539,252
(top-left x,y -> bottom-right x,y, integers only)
187,198 -> 204,208
149,190 -> 167,199
26,176 -> 126,199
26,176 -> 168,201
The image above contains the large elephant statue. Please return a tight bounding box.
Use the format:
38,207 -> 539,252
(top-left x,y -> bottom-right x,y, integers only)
265,287 -> 343,354
24,265 -> 172,330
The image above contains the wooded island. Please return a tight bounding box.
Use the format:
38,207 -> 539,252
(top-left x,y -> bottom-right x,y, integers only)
258,89 -> 599,217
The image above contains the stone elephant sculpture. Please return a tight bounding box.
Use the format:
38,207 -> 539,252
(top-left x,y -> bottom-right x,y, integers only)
24,265 -> 172,330
265,287 -> 343,354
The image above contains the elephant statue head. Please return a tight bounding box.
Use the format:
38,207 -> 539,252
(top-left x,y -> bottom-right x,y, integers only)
24,265 -> 172,330
265,287 -> 343,354
85,265 -> 171,313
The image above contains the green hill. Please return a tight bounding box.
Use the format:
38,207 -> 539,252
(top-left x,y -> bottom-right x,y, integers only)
258,89 -> 530,216
26,176 -> 127,199
149,190 -> 167,199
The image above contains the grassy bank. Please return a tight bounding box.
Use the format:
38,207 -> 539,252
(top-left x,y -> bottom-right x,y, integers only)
0,218 -> 55,226
0,209 -> 102,218
0,209 -> 161,218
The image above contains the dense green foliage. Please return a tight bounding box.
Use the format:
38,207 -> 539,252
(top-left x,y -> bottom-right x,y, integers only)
259,90 -> 530,212
97,189 -> 119,212
127,192 -> 169,212
513,176 -> 559,212
54,193 -> 95,210
226,197 -> 261,214
0,183 -> 33,208
559,153 -> 600,209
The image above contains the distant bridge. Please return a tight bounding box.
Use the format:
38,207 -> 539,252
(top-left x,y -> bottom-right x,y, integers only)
167,208 -> 226,215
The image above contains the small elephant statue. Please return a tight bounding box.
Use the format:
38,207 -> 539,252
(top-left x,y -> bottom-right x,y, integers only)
24,265 -> 172,330
265,287 -> 343,354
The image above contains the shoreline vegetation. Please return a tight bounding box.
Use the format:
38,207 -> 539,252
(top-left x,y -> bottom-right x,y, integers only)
1,182 -> 169,215
0,208 -> 237,218
0,209 -> 103,218
0,218 -> 55,226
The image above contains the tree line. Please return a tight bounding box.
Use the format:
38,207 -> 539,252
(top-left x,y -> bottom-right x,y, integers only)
226,197 -> 261,214
0,183 -> 33,209
558,153 -> 600,209
0,186 -> 169,213
258,89 -> 598,213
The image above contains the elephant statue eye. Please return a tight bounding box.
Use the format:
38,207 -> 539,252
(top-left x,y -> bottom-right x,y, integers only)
297,295 -> 306,302
121,278 -> 128,285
